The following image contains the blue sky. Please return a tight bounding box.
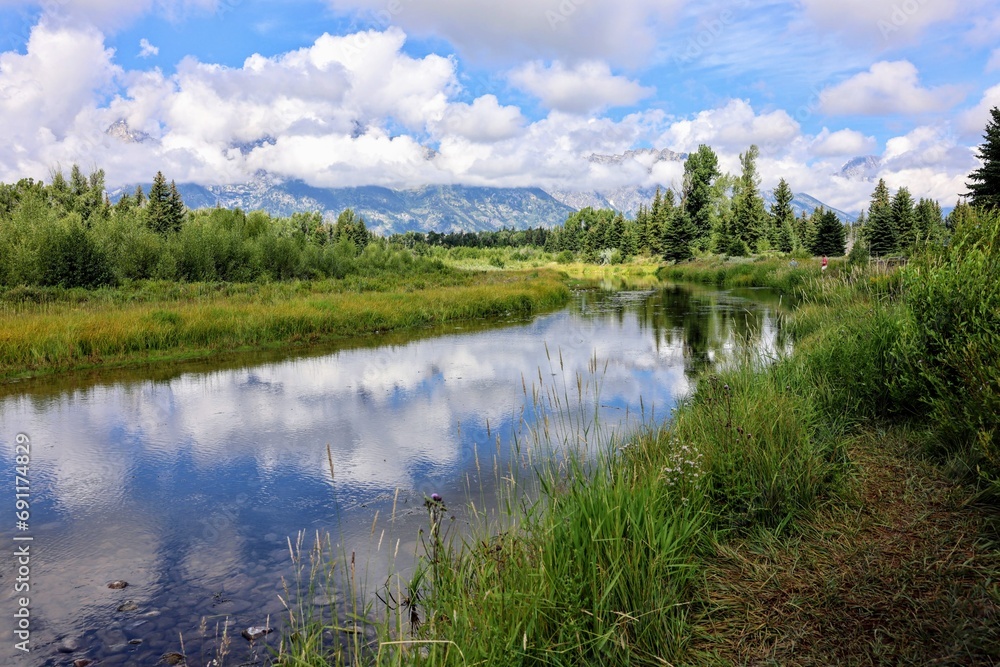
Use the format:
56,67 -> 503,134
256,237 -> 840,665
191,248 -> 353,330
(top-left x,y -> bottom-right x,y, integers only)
0,0 -> 997,212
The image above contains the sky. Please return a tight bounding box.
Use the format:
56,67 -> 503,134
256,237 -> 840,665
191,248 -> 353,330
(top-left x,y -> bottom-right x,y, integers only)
0,0 -> 997,213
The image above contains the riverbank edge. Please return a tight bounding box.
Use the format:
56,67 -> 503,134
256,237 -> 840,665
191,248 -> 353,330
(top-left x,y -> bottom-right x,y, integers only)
335,257 -> 999,666
0,269 -> 570,383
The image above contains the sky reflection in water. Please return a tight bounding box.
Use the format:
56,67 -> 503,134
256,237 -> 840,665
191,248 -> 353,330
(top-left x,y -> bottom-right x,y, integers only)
0,281 -> 788,666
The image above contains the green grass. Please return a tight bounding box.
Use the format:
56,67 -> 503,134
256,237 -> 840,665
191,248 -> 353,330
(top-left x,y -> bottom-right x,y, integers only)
656,255 -> 828,294
0,269 -> 570,381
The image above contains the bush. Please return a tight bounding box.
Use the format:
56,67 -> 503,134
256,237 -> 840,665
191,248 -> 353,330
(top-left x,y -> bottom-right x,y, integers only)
38,216 -> 116,288
899,209 -> 1000,478
847,238 -> 870,266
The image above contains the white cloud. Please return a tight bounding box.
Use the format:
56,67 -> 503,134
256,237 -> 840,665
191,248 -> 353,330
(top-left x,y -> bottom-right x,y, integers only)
324,0 -> 684,66
508,61 -> 652,114
138,38 -> 158,58
434,95 -> 526,143
657,99 -> 800,155
0,21 -> 121,144
966,14 -> 1000,47
0,15 -> 986,214
818,61 -> 965,116
798,0 -> 962,45
988,49 -> 1000,73
810,128 -> 877,157
957,84 -> 1000,136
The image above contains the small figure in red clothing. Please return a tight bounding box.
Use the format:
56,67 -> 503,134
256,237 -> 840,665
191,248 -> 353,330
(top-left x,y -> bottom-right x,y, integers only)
821,255 -> 828,273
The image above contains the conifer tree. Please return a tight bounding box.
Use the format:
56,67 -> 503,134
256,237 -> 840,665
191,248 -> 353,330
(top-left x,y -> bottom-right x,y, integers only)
770,178 -> 795,253
811,208 -> 846,256
914,198 -> 943,243
891,186 -> 916,252
167,181 -> 185,231
662,209 -> 696,262
146,171 -> 173,234
730,145 -> 768,252
865,179 -> 897,257
966,105 -> 1000,210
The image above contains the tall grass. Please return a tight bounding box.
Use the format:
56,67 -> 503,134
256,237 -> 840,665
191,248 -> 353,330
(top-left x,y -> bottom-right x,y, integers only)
656,256 -> 828,294
0,270 -> 569,380
371,321 -> 848,665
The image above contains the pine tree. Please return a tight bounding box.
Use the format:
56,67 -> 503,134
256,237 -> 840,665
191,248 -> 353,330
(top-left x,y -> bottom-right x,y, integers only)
865,179 -> 897,257
662,209 -> 696,262
134,185 -> 146,207
794,210 -> 815,252
167,181 -> 185,232
146,171 -> 173,234
914,198 -> 943,243
770,178 -> 795,252
891,186 -> 916,252
966,106 -> 1000,210
730,145 -> 769,252
811,208 -> 846,256
635,204 -> 651,253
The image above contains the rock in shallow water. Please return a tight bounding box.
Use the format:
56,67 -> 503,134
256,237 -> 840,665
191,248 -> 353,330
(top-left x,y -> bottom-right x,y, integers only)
241,626 -> 273,641
116,600 -> 139,613
108,580 -> 129,590
158,652 -> 186,665
73,659 -> 94,667
57,638 -> 80,653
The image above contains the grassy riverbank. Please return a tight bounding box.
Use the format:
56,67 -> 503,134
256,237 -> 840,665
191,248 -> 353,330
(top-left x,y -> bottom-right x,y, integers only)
288,213 -> 998,665
0,268 -> 570,381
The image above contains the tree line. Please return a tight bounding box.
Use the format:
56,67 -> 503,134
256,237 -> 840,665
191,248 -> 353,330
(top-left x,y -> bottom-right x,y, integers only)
3,105 -> 997,287
0,167 -> 441,289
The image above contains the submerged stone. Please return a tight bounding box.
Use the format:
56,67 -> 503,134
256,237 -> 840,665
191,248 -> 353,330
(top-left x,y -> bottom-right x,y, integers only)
241,626 -> 273,641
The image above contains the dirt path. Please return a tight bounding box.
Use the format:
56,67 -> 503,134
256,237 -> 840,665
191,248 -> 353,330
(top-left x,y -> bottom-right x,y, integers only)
695,428 -> 1000,665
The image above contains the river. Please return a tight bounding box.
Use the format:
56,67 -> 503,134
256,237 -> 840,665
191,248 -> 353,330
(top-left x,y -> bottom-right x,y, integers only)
0,279 -> 787,666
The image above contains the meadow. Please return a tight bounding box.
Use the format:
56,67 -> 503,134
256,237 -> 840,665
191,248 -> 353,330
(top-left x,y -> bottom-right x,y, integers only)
0,268 -> 569,381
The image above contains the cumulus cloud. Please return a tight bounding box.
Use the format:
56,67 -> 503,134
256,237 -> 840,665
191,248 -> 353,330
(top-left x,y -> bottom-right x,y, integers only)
798,0 -> 962,45
0,14 -> 985,213
434,95 -> 526,143
657,99 -> 800,155
324,0 -> 684,66
957,84 -> 1000,136
818,61 -> 965,116
508,61 -> 653,114
138,38 -> 158,58
0,21 -> 120,175
810,128 -> 877,157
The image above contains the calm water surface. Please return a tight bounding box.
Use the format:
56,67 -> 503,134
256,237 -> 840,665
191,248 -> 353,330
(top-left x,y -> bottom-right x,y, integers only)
0,281 -> 787,666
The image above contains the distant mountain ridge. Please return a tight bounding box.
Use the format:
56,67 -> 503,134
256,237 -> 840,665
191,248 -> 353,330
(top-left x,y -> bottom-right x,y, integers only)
110,171 -> 855,233
104,123 -> 856,232
112,175 -> 578,235
839,155 -> 881,182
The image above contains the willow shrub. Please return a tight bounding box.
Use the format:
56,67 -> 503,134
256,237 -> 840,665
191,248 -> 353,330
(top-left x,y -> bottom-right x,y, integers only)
899,208 -> 1000,480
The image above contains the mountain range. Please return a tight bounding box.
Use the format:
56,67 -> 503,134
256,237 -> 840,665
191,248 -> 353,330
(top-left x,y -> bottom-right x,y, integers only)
106,123 -> 857,233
